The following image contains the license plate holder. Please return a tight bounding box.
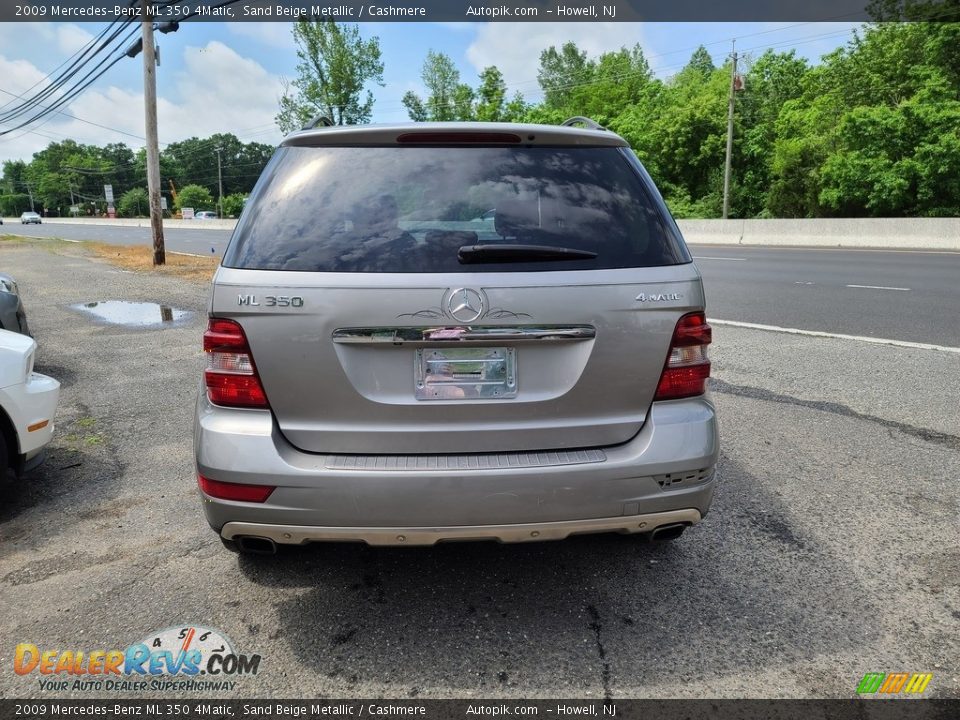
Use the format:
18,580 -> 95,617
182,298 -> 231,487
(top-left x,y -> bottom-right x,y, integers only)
415,347 -> 516,400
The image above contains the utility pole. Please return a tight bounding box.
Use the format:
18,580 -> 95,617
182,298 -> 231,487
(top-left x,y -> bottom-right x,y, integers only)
25,182 -> 35,212
215,147 -> 224,218
722,40 -> 738,220
142,0 -> 165,265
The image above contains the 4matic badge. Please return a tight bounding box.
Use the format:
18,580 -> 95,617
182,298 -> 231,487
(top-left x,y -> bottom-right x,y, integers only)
636,292 -> 683,302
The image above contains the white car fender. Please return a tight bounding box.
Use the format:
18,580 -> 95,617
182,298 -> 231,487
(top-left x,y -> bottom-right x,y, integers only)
0,329 -> 60,459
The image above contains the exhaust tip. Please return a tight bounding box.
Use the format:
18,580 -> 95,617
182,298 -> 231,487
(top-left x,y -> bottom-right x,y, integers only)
236,536 -> 277,555
650,523 -> 687,542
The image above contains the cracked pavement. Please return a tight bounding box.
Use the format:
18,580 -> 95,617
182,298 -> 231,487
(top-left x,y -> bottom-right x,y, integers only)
1,239 -> 958,699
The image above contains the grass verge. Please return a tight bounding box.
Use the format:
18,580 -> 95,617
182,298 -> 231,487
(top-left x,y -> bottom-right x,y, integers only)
86,242 -> 220,282
1,235 -> 219,282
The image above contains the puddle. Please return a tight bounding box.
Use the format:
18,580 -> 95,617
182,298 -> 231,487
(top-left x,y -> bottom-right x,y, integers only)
71,301 -> 191,327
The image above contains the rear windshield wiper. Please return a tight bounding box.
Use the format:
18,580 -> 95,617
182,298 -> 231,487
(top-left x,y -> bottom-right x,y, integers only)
458,244 -> 598,264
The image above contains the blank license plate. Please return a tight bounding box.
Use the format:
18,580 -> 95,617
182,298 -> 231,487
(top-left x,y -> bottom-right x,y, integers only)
415,347 -> 516,400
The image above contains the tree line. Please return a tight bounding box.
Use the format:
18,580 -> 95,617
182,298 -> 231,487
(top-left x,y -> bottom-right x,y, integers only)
0,133 -> 273,218
3,20 -> 957,219
279,20 -> 960,218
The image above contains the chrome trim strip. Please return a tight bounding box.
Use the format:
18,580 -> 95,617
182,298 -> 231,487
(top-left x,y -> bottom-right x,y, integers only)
332,325 -> 596,345
221,509 -> 701,546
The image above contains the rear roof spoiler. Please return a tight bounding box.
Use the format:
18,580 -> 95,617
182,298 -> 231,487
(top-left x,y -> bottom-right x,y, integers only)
281,121 -> 627,148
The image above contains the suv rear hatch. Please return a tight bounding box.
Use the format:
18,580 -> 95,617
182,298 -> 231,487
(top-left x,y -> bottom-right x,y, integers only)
213,127 -> 701,455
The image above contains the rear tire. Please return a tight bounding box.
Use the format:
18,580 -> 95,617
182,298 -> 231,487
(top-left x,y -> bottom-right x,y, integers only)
0,432 -> 8,481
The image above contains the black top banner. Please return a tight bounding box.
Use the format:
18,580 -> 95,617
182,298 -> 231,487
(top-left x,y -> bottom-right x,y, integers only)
2,0 -> 959,23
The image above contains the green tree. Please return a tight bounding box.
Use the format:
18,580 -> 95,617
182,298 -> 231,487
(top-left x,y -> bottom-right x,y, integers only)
175,184 -> 215,213
538,42 -> 592,110
220,192 -> 248,218
685,46 -> 716,76
402,51 -> 475,121
735,50 -> 809,216
475,66 -> 507,121
276,19 -> 384,132
118,188 -> 148,218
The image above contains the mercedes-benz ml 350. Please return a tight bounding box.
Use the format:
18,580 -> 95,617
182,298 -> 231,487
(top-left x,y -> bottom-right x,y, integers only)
194,119 -> 719,553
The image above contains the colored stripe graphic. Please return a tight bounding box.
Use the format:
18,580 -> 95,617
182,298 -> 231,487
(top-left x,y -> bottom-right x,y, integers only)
904,674 -> 933,694
880,673 -> 910,693
856,673 -> 886,694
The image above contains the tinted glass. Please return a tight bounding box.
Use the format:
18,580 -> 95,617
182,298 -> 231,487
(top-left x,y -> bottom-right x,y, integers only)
224,146 -> 689,273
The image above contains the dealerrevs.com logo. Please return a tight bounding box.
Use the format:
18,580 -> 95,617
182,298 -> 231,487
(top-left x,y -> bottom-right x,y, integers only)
14,625 -> 261,692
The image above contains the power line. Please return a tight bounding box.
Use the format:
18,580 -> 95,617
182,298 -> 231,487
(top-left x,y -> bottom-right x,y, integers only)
0,19 -> 123,113
0,84 -> 146,141
0,13 -> 138,122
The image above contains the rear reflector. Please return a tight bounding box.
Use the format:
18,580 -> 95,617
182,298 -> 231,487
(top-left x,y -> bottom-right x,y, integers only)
396,132 -> 522,145
654,312 -> 712,401
198,474 -> 275,503
203,318 -> 269,408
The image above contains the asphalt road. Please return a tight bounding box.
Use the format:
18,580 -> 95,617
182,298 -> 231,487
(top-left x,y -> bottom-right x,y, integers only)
691,245 -> 960,347
8,221 -> 959,347
5,220 -> 229,258
1,239 -> 957,700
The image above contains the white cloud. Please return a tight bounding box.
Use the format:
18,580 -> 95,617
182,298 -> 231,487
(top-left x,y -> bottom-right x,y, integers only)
56,24 -> 94,55
466,22 -> 646,99
0,41 -> 285,166
162,40 -> 284,141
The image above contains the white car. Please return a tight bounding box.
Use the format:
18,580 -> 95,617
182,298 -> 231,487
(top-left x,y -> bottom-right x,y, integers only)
0,329 -> 59,475
194,211 -> 218,220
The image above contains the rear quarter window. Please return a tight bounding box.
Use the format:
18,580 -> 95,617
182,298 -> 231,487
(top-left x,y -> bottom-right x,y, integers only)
223,145 -> 690,273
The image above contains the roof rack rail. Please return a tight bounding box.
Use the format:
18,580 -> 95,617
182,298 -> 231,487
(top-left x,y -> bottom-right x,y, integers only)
303,115 -> 334,130
561,116 -> 605,131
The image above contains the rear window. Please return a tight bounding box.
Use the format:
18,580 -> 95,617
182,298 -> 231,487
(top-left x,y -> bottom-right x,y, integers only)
223,146 -> 689,273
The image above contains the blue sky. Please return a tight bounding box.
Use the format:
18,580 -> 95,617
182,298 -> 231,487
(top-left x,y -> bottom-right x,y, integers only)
0,20 -> 860,165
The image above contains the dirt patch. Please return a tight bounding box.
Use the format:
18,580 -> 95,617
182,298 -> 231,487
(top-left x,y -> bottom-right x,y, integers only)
86,242 -> 219,282
2,234 -> 219,282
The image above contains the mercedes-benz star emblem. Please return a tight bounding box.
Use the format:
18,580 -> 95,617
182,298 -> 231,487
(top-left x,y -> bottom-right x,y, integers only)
446,288 -> 485,323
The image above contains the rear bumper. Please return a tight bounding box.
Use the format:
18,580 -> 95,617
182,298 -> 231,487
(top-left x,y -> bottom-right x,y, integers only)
195,393 -> 719,545
222,508 -> 701,546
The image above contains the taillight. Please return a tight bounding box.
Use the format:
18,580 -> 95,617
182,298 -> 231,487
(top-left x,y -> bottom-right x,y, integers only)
198,474 -> 275,503
203,318 -> 269,408
654,312 -> 712,401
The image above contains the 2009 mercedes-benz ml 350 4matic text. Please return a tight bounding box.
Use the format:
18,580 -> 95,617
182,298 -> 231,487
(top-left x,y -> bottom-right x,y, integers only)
194,119 -> 719,554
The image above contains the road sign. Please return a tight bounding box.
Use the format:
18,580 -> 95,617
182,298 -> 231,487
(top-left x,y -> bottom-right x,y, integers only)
104,184 -> 114,203
181,207 -> 194,219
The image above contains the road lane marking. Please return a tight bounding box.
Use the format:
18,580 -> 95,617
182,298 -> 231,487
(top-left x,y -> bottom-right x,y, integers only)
709,319 -> 960,354
794,281 -> 815,285
693,256 -> 747,261
846,284 -> 910,291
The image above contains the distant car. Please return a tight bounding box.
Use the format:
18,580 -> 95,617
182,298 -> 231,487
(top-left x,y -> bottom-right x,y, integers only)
0,273 -> 29,336
0,329 -> 59,476
20,212 -> 41,225
195,211 -> 218,220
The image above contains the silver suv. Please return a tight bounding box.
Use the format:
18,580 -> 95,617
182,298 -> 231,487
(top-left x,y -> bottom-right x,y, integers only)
195,120 -> 719,554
